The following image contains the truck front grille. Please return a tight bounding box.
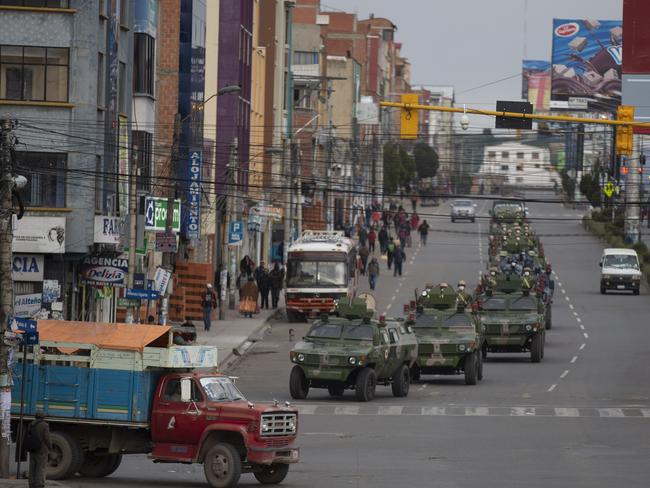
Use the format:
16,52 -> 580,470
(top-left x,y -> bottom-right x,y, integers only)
260,413 -> 297,437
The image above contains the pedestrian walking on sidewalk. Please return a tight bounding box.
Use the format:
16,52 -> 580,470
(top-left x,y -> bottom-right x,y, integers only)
240,277 -> 258,318
270,263 -> 284,308
393,247 -> 406,277
368,257 -> 380,290
418,220 -> 430,246
378,226 -> 388,254
368,227 -> 377,253
358,226 -> 368,247
201,284 -> 217,331
255,263 -> 271,310
386,237 -> 396,270
27,410 -> 52,488
358,244 -> 370,275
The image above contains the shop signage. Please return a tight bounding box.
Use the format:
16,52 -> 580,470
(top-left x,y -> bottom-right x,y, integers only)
125,288 -> 160,300
12,216 -> 66,254
228,221 -> 244,246
80,255 -> 128,286
117,297 -> 141,308
155,231 -> 178,252
94,216 -> 124,244
12,254 -> 44,282
185,151 -> 202,239
144,197 -> 181,232
253,205 -> 283,221
14,293 -> 42,318
153,267 -> 172,295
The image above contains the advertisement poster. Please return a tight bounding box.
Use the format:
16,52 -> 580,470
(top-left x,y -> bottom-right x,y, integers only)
551,19 -> 623,108
80,255 -> 128,287
185,151 -> 202,240
522,60 -> 551,111
12,217 -> 66,254
42,279 -> 60,303
14,293 -> 42,318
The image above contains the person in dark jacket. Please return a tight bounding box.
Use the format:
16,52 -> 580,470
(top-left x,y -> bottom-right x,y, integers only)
255,263 -> 270,309
367,257 -> 380,290
269,263 -> 284,308
358,227 -> 368,247
201,284 -> 217,331
358,244 -> 370,275
393,246 -> 406,277
378,226 -> 389,254
386,237 -> 396,270
29,410 -> 52,488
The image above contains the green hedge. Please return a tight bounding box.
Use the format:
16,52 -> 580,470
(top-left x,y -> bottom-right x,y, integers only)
583,214 -> 650,288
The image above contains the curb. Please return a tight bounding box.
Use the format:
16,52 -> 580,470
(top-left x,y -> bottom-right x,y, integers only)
218,309 -> 282,371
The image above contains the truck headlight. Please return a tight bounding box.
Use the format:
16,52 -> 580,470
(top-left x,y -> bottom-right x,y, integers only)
602,274 -> 611,280
261,422 -> 272,433
287,419 -> 296,433
458,344 -> 466,352
525,324 -> 532,331
348,356 -> 357,365
297,353 -> 305,362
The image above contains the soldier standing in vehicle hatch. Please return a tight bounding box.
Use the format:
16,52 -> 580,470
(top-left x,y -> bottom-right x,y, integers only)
29,410 -> 52,488
456,280 -> 472,307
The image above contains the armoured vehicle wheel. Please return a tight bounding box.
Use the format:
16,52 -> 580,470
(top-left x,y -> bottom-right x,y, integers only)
47,431 -> 84,480
530,334 -> 542,363
203,442 -> 241,488
482,344 -> 488,361
355,368 -> 377,402
327,384 -> 345,397
289,365 -> 309,399
600,286 -> 606,294
451,217 -> 455,223
254,463 -> 290,485
545,307 -> 552,330
633,289 -> 640,295
78,453 -> 122,478
391,364 -> 410,397
410,365 -> 421,382
464,353 -> 478,385
471,218 -> 475,223
477,351 -> 484,381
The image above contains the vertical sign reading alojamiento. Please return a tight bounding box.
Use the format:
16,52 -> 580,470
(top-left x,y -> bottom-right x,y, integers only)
186,151 -> 202,239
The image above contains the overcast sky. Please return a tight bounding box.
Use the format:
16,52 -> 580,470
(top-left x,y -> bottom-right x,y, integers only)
322,0 -> 623,125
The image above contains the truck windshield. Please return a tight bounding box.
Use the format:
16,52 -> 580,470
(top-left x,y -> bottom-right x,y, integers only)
443,313 -> 473,327
481,298 -> 508,310
307,323 -> 342,339
603,254 -> 639,270
413,314 -> 440,328
342,325 -> 374,341
509,296 -> 537,310
287,261 -> 347,287
200,377 -> 245,402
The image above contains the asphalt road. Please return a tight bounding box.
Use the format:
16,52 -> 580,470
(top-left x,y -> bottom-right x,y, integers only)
66,193 -> 650,488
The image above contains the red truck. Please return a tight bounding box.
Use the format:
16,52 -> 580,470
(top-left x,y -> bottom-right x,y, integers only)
11,322 -> 299,487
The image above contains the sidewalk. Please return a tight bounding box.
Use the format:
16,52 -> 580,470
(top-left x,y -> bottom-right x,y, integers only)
1,478 -> 68,487
193,296 -> 283,370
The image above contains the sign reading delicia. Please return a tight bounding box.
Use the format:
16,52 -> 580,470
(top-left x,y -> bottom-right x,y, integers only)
184,151 -> 202,240
80,255 -> 129,287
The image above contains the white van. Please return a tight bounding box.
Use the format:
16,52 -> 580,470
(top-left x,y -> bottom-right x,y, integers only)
599,248 -> 642,295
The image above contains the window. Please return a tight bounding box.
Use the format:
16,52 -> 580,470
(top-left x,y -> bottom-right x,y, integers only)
293,87 -> 312,109
0,45 -> 69,102
133,33 -> 154,95
15,152 -> 66,207
532,152 -> 539,160
516,164 -> 524,171
293,51 -> 318,65
118,61 -> 127,113
500,164 -> 509,172
388,329 -> 399,344
516,152 -> 524,159
382,29 -> 394,41
163,379 -> 202,402
488,151 -> 496,159
534,163 -> 541,169
97,52 -> 104,106
132,131 -> 152,192
119,0 -> 128,26
95,155 -> 102,212
501,151 -> 509,159
0,1 -> 69,7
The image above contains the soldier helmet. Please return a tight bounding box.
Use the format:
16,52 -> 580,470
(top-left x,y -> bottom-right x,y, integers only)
439,282 -> 449,288
458,280 -> 467,287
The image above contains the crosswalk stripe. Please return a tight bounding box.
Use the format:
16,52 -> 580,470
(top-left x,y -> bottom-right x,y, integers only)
511,407 -> 536,416
296,405 -> 318,415
598,408 -> 624,417
378,406 -> 403,415
465,407 -> 489,416
554,408 -> 580,417
334,406 -> 359,415
421,406 -> 446,415
641,409 -> 650,417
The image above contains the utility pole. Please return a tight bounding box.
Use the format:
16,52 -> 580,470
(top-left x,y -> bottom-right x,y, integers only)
625,152 -> 641,244
227,139 -> 238,310
125,144 -> 138,323
0,119 -> 15,478
294,142 -> 302,237
326,121 -> 334,231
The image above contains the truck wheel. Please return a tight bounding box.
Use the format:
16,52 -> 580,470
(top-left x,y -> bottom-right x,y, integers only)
633,288 -> 640,296
327,384 -> 345,397
355,368 -> 376,402
477,350 -> 484,381
254,463 -> 290,485
203,442 -> 242,488
600,286 -> 606,294
391,364 -> 410,398
545,307 -> 552,330
78,453 -> 122,478
47,431 -> 84,480
531,334 -> 542,363
464,352 -> 478,385
289,365 -> 309,399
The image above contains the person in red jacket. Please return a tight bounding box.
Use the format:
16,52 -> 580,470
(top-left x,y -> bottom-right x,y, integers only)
367,228 -> 377,253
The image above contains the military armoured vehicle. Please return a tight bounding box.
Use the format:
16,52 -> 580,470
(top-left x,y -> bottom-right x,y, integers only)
409,284 -> 485,385
477,276 -> 546,362
489,200 -> 527,229
288,297 -> 418,402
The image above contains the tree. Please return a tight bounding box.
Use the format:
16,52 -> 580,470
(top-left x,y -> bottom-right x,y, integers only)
399,145 -> 416,183
413,142 -> 439,179
579,172 -> 602,208
383,143 -> 402,194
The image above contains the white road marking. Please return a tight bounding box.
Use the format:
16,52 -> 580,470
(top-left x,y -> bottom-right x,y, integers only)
565,296 -> 570,301
385,303 -> 392,311
561,288 -> 567,294
334,406 -> 359,415
557,282 -> 563,288
560,370 -> 570,379
421,406 -> 446,415
579,324 -> 585,330
555,408 -> 580,417
576,317 -> 582,323
579,343 -> 586,350
465,407 -> 490,416
391,295 -> 396,301
573,311 -> 579,316
598,408 -> 624,418
583,332 -> 589,339
418,384 -> 428,391
511,407 -> 536,415
295,405 -> 318,415
571,356 -> 578,363
568,304 -> 574,310
378,406 -> 404,415
641,409 -> 650,417
547,384 -> 557,392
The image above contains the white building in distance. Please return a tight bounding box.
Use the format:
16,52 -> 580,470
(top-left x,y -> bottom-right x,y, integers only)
479,142 -> 559,190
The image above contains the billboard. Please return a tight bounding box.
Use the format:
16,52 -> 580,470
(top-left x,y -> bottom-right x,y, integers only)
551,19 -> 623,109
522,60 -> 551,111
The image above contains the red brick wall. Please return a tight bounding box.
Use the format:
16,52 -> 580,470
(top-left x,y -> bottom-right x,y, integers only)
170,262 -> 213,322
294,0 -> 319,24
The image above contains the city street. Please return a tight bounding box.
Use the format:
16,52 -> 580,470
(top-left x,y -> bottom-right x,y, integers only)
67,194 -> 650,488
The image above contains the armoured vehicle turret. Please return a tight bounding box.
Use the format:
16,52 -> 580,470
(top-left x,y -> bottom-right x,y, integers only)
477,275 -> 546,362
409,284 -> 485,385
489,200 -> 527,230
288,296 -> 418,402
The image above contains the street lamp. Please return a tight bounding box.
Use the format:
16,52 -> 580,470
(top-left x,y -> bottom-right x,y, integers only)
181,85 -> 241,123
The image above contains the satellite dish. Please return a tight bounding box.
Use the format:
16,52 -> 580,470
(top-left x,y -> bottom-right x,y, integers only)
357,293 -> 376,312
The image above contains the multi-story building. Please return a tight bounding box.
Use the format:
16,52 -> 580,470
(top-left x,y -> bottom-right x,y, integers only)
0,0 -> 136,322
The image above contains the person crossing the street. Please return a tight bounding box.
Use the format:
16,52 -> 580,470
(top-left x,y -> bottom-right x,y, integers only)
393,245 -> 406,277
367,257 -> 380,290
418,220 -> 430,246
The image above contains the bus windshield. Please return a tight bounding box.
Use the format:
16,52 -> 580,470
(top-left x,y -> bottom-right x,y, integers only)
287,260 -> 347,287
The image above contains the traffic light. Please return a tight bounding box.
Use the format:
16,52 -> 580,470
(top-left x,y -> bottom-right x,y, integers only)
616,105 -> 635,156
400,93 -> 419,140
